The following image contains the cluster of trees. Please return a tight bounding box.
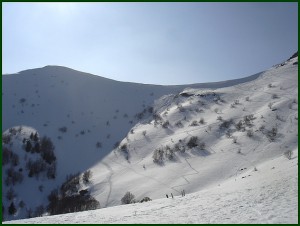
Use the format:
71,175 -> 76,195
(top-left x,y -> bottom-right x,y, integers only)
2,130 -> 59,220
47,171 -> 99,216
2,133 -> 23,187
175,120 -> 184,128
216,111 -> 280,144
48,192 -> 99,215
162,120 -> 170,128
83,170 -> 92,184
22,132 -> 40,154
265,127 -> 278,142
39,136 -> 56,164
121,191 -> 152,205
121,191 -> 136,204
58,126 -> 67,133
187,136 -> 199,149
26,158 -> 56,179
153,136 -> 206,164
222,113 -> 279,143
2,147 -> 19,166
2,133 -> 12,145
8,202 -> 17,216
2,127 -> 25,145
190,120 -> 199,126
186,136 -> 206,150
235,114 -> 256,131
219,119 -> 234,130
4,167 -> 23,186
23,132 -> 36,148
189,118 -> 205,126
152,113 -> 172,129
2,133 -> 58,219
152,147 -> 165,164
153,113 -> 163,126
135,106 -> 154,120
140,197 -> 152,203
22,135 -> 57,179
60,173 -> 81,196
118,143 -> 130,161
217,115 -> 258,142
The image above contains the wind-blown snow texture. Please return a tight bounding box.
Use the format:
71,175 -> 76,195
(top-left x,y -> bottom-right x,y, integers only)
2,54 -> 298,223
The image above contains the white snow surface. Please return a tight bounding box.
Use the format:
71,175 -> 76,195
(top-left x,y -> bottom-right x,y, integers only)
4,150 -> 298,224
2,55 -> 298,223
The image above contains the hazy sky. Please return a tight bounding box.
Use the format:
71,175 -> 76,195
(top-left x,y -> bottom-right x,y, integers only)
2,2 -> 298,85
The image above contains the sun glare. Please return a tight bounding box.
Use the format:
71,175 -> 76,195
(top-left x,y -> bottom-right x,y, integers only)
42,2 -> 78,15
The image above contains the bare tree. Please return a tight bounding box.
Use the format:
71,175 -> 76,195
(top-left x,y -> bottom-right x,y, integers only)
121,192 -> 135,204
83,170 -> 92,184
162,120 -> 170,128
247,129 -> 254,137
199,118 -> 205,124
190,120 -> 198,126
187,136 -> 198,149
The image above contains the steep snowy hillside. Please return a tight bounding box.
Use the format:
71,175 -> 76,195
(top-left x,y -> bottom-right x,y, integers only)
2,53 -> 298,223
4,149 -> 298,224
86,54 -> 298,210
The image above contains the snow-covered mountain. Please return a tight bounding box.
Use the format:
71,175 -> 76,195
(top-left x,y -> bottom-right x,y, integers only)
2,53 -> 298,223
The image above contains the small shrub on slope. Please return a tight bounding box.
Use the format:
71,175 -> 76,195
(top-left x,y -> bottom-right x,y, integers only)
187,136 -> 198,149
284,150 -> 293,160
83,170 -> 92,184
121,192 -> 135,204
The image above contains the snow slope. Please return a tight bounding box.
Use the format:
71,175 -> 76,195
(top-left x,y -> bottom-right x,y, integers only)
87,55 -> 298,210
2,53 -> 298,223
4,149 -> 298,224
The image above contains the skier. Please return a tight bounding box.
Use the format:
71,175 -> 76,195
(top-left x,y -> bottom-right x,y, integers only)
166,194 -> 169,198
171,193 -> 174,199
181,190 -> 186,197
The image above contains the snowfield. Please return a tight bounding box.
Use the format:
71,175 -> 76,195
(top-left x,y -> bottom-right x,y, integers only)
2,53 -> 298,223
4,149 -> 298,224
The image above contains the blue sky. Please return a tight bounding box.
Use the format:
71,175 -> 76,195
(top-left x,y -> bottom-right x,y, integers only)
2,2 -> 298,85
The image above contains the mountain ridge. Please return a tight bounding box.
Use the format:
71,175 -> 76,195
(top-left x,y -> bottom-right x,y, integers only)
6,64 -> 263,88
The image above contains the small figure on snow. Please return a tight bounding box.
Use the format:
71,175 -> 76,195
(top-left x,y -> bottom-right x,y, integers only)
166,194 -> 169,198
171,193 -> 174,199
181,190 -> 186,197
